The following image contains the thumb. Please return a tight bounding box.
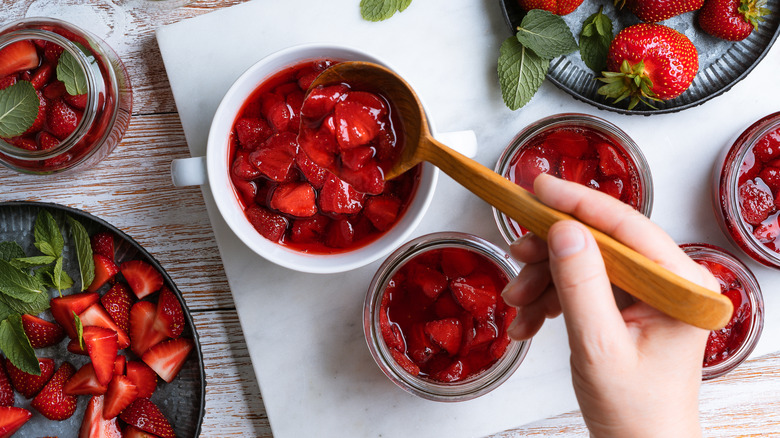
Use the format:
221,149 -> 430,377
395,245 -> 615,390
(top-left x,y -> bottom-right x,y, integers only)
547,220 -> 627,348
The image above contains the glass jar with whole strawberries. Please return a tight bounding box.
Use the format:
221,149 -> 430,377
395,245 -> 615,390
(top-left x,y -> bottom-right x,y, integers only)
0,18 -> 132,174
364,232 -> 530,401
714,112 -> 780,268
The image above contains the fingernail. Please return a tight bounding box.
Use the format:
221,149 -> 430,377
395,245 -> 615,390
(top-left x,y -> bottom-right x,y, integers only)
500,276 -> 518,298
549,223 -> 587,258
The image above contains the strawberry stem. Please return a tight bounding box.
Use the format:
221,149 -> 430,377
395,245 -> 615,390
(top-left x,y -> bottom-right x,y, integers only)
597,60 -> 661,110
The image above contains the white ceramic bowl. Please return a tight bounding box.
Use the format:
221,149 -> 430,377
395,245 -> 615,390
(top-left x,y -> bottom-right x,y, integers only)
171,43 -> 476,273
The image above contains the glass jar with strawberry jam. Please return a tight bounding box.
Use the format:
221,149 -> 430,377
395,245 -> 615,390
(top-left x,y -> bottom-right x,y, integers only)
364,232 -> 529,401
493,113 -> 653,243
714,112 -> 780,268
0,18 -> 132,174
679,243 -> 763,380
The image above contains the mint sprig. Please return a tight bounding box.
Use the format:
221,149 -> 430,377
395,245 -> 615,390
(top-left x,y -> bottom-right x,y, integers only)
360,0 -> 413,21
0,81 -> 39,138
0,315 -> 39,376
34,210 -> 64,259
56,44 -> 90,96
580,7 -> 614,73
498,10 -> 578,110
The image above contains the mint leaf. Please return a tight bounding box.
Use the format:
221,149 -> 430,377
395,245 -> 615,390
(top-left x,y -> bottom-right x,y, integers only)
52,257 -> 63,292
516,10 -> 578,59
0,242 -> 25,261
0,81 -> 39,138
34,210 -> 64,258
580,7 -> 613,73
0,315 -> 40,376
0,259 -> 46,303
66,216 -> 94,291
0,300 -> 14,323
73,311 -> 84,350
0,292 -> 49,316
360,0 -> 412,21
498,36 -> 550,111
9,255 -> 56,271
57,45 -> 89,96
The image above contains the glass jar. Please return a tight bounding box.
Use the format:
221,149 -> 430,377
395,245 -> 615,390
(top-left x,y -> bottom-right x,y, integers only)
364,232 -> 529,402
713,112 -> 780,268
680,243 -> 764,380
493,113 -> 653,244
0,18 -> 132,174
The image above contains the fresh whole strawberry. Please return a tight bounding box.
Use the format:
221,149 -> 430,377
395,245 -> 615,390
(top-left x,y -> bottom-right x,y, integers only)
46,98 -> 83,140
120,398 -> 176,438
6,357 -> 55,399
21,314 -> 65,348
619,0 -> 705,22
516,0 -> 585,15
598,23 -> 698,109
31,361 -> 78,420
698,0 -> 769,40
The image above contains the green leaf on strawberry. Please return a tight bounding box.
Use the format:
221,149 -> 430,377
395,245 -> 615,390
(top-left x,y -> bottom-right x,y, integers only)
66,216 -> 95,291
515,10 -> 578,59
580,7 -> 613,73
56,44 -> 90,96
360,0 -> 413,21
0,81 -> 39,138
0,314 -> 40,376
498,36 -> 549,111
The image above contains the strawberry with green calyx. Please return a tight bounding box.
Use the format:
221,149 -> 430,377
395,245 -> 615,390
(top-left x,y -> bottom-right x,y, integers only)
618,0 -> 705,22
699,0 -> 769,41
517,0 -> 585,15
597,23 -> 698,109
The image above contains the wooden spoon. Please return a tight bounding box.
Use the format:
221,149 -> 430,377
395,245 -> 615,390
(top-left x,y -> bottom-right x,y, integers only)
309,61 -> 733,330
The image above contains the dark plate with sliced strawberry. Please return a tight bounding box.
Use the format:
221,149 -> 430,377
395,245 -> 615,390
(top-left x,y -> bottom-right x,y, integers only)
500,0 -> 780,114
0,201 -> 205,438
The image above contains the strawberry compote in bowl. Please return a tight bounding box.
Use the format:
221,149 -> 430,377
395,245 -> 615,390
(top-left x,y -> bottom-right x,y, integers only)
714,112 -> 780,268
493,113 -> 653,243
0,18 -> 132,174
680,243 -> 763,380
364,232 -> 529,401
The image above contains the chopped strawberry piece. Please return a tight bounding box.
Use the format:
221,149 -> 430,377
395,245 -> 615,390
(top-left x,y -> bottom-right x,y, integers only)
334,100 -> 381,149
389,349 -> 420,376
79,395 -> 122,438
286,90 -> 304,131
333,162 -> 385,196
67,338 -> 88,355
101,283 -> 134,334
406,323 -> 439,365
739,179 -> 775,225
90,231 -> 116,260
5,357 -> 54,399
46,98 -> 83,140
0,407 -> 32,438
754,217 -> 780,243
64,363 -> 107,396
21,314 -> 65,348
51,291 -> 100,339
340,146 -> 374,171
125,361 -> 157,399
597,142 -> 629,177
31,362 -> 77,420
432,293 -> 462,319
153,286 -> 185,339
515,146 -> 555,190
759,166 -> 780,194
296,70 -> 319,91
490,307 -> 517,359
363,195 -> 401,231
43,41 -> 64,63
598,177 -> 626,200
545,130 -> 589,157
30,62 -> 54,90
246,205 -> 288,242
270,182 -> 318,217
103,375 -> 138,419
42,80 -> 66,100
37,131 -> 59,150
129,301 -> 167,357
114,355 -> 126,376
83,326 -> 119,387
325,218 -> 354,248
451,275 -> 498,321
0,40 -> 39,78
79,302 -> 131,350
0,363 -> 12,407
297,123 -> 339,168
319,175 -> 365,215
64,92 -> 88,110
346,91 -> 388,117
231,151 -> 262,180
295,147 -> 328,189
752,128 -> 780,162
301,84 -> 349,121
424,318 -> 463,356
440,248 -> 478,279
120,398 -> 176,438
120,260 -> 164,299
5,136 -> 37,151
88,254 -> 119,293
236,117 -> 272,151
249,132 -> 298,181
559,156 -> 598,186
0,75 -> 15,91
265,100 -> 293,132
407,263 -> 448,300
22,90 -> 47,136
141,338 -> 194,383
431,359 -> 469,383
461,317 -> 499,354
289,214 -> 329,244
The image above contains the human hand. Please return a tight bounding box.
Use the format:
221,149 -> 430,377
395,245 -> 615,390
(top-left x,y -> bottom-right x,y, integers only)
501,174 -> 719,438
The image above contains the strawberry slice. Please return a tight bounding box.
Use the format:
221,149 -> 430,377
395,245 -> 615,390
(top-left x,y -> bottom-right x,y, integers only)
363,195 -> 401,231
79,303 -> 131,350
100,283 -> 134,334
440,248 -> 478,279
270,182 -> 318,217
21,314 -> 65,348
125,361 -> 157,399
114,355 -> 126,376
141,338 -> 194,383
22,90 -> 46,136
30,62 -> 54,90
0,362 -> 12,407
120,398 -> 176,438
83,326 -> 119,387
64,92 -> 88,110
245,205 -> 288,242
319,175 -> 365,215
153,286 -> 185,339
231,150 -> 262,181
124,425 -> 160,438
249,131 -> 298,182
489,307 -> 517,359
46,98 -> 83,140
120,260 -> 163,299
64,363 -> 107,396
334,100 -> 381,149
90,231 -> 116,260
103,375 -> 138,419
451,275 -> 498,321
6,357 -> 55,399
31,362 -> 77,420
461,317 -> 498,354
424,318 -> 463,356
42,80 -> 66,100
87,254 -> 119,293
79,395 -> 122,438
129,301 -> 166,356
389,349 -> 420,376
0,407 -> 32,438
43,41 -> 64,63
37,131 -> 59,150
67,338 -> 88,355
0,40 -> 39,78
51,291 -> 100,339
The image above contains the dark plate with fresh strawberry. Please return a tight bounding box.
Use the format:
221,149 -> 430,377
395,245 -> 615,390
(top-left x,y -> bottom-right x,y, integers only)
0,201 -> 205,438
500,0 -> 780,114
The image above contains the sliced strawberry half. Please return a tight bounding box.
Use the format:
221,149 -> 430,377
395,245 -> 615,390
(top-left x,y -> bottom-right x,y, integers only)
87,254 -> 119,293
120,260 -> 164,299
21,314 -> 65,348
31,361 -> 77,420
0,362 -> 13,407
64,362 -> 107,396
423,318 -> 463,356
103,375 -> 138,419
120,398 -> 176,438
141,338 -> 194,383
79,395 -> 122,438
123,425 -> 159,438
0,40 -> 39,78
6,357 -> 54,399
319,175 -> 365,215
153,286 -> 185,339
125,361 -> 157,399
67,338 -> 88,355
100,283 -> 134,334
90,231 -> 116,260
248,131 -> 298,182
0,407 -> 32,438
451,275 -> 498,321
114,355 -> 126,376
129,301 -> 166,356
270,182 -> 318,218
79,303 -> 131,349
51,291 -> 100,339
83,326 -> 119,387
334,99 -> 381,149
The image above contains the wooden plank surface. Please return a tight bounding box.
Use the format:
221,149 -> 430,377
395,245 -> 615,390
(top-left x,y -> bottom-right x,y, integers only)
2,1 -> 780,437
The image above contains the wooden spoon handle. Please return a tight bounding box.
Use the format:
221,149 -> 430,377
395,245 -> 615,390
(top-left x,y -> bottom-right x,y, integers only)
420,136 -> 732,330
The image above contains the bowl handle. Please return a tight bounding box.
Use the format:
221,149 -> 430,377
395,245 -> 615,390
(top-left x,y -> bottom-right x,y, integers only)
171,156 -> 207,187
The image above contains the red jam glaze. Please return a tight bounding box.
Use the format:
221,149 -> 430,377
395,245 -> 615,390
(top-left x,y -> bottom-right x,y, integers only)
736,126 -> 780,253
298,80 -> 404,195
696,259 -> 752,367
0,28 -> 117,171
380,247 -> 516,383
506,126 -> 642,236
229,60 -> 420,254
